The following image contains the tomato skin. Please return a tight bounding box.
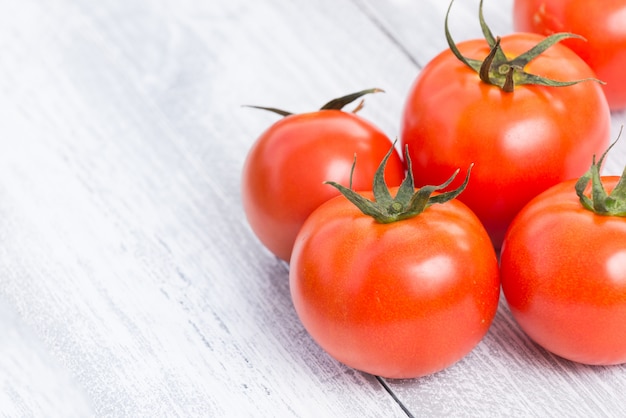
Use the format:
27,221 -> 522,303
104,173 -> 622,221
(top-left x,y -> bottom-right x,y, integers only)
289,189 -> 500,378
242,110 -> 405,262
501,177 -> 626,365
514,0 -> 626,110
400,33 -> 610,248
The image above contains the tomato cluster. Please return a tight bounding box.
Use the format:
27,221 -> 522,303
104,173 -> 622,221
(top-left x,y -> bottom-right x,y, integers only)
241,0 -> 625,379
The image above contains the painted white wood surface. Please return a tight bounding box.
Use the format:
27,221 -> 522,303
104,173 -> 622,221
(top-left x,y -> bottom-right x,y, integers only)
0,0 -> 625,417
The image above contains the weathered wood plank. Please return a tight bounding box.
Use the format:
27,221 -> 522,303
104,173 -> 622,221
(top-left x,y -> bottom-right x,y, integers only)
0,0 -> 415,416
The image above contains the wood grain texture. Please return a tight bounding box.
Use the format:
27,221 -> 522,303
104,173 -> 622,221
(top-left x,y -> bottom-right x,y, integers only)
0,0 -> 625,416
0,0 -> 409,416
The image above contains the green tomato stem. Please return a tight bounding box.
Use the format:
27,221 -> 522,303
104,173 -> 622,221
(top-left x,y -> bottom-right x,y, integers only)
445,0 -> 604,92
575,128 -> 626,217
325,144 -> 473,223
243,88 -> 385,117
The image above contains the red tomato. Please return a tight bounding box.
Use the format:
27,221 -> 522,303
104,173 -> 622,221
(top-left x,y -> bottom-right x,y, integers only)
513,0 -> 626,110
500,177 -> 626,365
401,33 -> 610,248
242,109 -> 404,262
289,186 -> 500,378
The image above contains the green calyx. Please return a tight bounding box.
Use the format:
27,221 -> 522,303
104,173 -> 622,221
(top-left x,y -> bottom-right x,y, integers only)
445,0 -> 603,93
245,88 -> 384,116
325,145 -> 473,223
575,130 -> 626,217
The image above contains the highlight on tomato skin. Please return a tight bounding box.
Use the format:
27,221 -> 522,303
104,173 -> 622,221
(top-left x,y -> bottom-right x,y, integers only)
241,89 -> 405,262
513,0 -> 626,110
289,148 -> 501,379
500,140 -> 626,365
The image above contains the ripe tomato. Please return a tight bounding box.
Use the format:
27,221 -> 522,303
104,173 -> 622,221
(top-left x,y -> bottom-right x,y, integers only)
501,174 -> 626,365
400,3 -> 611,248
242,91 -> 404,262
513,0 -> 626,110
289,153 -> 500,378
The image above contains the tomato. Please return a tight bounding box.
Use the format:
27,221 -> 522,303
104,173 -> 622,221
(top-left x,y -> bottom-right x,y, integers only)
501,173 -> 626,365
513,0 -> 626,110
242,91 -> 404,262
400,3 -> 611,248
289,154 -> 500,378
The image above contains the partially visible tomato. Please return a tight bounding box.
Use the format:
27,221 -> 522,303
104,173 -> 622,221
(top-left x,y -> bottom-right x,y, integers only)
501,145 -> 626,364
400,1 -> 611,248
513,0 -> 626,110
289,152 -> 500,378
242,90 -> 404,262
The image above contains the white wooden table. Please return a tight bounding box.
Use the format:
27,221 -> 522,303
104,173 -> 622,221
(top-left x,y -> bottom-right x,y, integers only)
2,0 -> 626,416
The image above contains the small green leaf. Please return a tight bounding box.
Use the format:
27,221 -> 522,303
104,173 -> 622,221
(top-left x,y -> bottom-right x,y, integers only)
394,146 -> 415,206
445,0 -> 482,73
605,191 -> 626,216
590,161 -> 609,213
610,166 -> 626,201
478,0 -> 496,47
372,145 -> 395,206
404,184 -> 440,219
478,0 -> 507,63
325,180 -> 383,219
514,72 -> 599,88
243,105 -> 293,117
428,164 -> 473,206
575,127 -> 626,217
574,163 -> 594,211
509,33 -> 585,67
320,88 -> 384,110
244,88 -> 385,118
